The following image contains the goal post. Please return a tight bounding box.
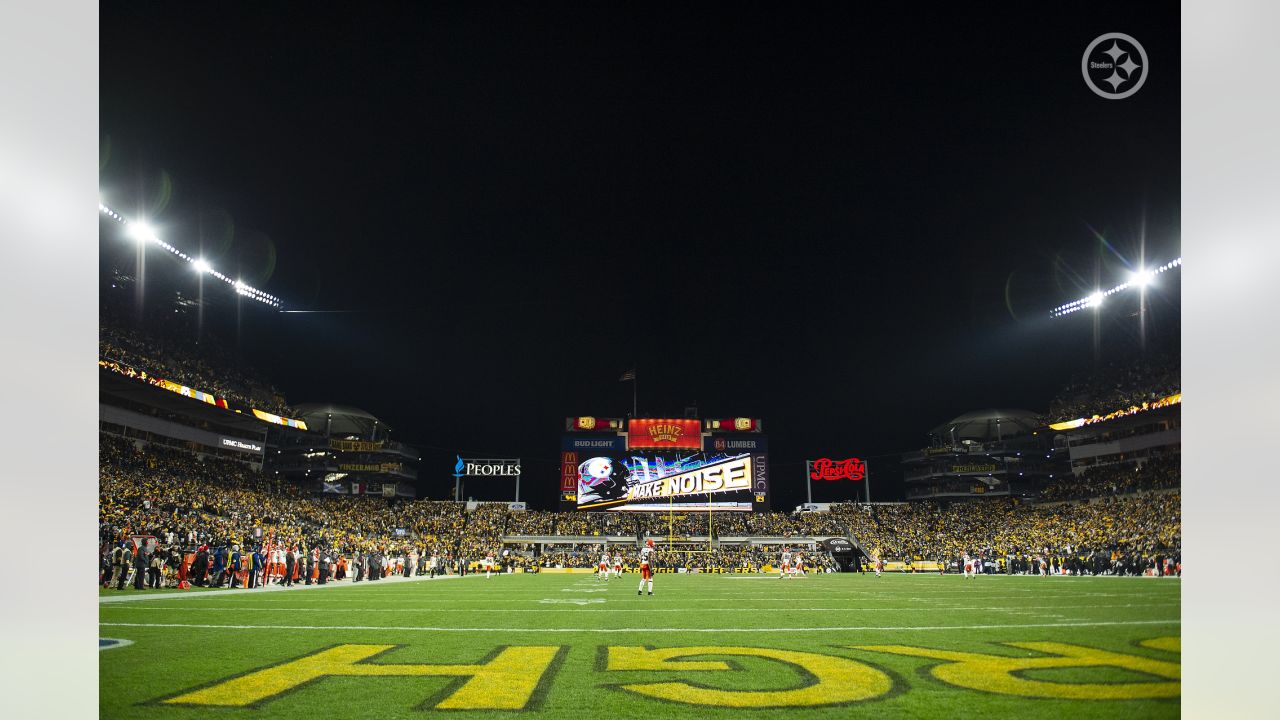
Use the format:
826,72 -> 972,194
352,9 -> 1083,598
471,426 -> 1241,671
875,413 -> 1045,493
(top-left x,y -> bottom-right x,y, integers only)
664,491 -> 715,555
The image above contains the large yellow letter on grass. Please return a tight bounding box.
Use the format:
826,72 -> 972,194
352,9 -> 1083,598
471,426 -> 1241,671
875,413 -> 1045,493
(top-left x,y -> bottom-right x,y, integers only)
854,638 -> 1180,700
163,644 -> 561,710
606,646 -> 891,707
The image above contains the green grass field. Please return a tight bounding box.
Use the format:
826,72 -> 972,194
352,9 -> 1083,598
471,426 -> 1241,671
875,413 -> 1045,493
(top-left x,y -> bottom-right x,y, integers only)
99,572 -> 1180,719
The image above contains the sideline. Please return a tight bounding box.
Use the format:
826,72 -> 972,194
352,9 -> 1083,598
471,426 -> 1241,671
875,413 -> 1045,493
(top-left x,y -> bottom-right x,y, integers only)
99,601 -> 1181,613
99,618 -> 1180,633
98,572 -> 468,604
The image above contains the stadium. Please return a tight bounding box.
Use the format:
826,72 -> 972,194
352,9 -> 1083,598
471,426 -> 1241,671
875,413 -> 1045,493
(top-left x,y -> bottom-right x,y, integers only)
81,5 -> 1198,720
96,182 -> 1182,718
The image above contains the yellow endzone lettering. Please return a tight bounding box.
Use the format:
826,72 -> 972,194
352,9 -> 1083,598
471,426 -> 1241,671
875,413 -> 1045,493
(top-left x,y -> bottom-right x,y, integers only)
163,644 -> 559,710
607,645 -> 891,707
853,640 -> 1180,700
1139,636 -> 1180,654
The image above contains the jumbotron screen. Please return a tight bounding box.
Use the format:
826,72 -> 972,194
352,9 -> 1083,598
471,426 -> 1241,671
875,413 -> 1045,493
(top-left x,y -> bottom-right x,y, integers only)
560,420 -> 769,511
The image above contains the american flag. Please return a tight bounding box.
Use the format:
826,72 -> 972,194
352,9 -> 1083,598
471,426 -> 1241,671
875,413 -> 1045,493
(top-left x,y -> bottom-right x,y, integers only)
619,369 -> 636,381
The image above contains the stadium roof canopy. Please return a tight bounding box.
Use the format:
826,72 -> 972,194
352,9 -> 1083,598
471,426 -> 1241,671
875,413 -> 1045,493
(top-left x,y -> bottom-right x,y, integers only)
292,403 -> 390,437
930,408 -> 1041,443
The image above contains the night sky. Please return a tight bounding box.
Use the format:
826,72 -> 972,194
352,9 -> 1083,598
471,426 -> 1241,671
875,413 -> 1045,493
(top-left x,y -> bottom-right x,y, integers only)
99,3 -> 1181,508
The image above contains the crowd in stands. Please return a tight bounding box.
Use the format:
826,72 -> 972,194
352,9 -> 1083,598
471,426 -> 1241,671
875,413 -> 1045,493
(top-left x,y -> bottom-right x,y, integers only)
1046,352 -> 1180,423
99,302 -> 292,416
1038,455 -> 1180,502
831,489 -> 1180,576
506,543 -> 838,573
503,508 -> 844,538
100,434 -> 1181,589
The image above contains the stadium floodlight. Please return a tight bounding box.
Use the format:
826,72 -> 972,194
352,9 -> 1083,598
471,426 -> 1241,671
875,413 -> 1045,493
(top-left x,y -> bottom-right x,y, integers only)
127,222 -> 157,244
98,200 -> 284,309
1049,256 -> 1181,318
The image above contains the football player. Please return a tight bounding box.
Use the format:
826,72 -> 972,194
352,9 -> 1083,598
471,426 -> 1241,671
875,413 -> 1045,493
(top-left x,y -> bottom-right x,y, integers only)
599,551 -> 611,581
612,553 -> 623,579
484,552 -> 495,579
638,539 -> 655,595
780,547 -> 792,579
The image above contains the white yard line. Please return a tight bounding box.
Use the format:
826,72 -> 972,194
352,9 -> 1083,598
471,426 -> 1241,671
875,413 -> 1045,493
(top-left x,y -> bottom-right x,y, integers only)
98,618 -> 1181,633
100,601 -> 1180,613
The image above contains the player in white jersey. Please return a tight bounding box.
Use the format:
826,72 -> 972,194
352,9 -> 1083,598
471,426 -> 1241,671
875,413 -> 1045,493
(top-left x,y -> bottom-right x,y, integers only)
484,553 -> 495,579
599,552 -> 611,581
780,548 -> 792,579
963,554 -> 972,578
638,539 -> 655,595
612,553 -> 623,579
792,552 -> 804,578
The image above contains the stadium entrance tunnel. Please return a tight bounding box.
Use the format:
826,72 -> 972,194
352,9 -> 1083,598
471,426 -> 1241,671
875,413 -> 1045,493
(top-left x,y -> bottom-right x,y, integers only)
154,638 -> 1180,711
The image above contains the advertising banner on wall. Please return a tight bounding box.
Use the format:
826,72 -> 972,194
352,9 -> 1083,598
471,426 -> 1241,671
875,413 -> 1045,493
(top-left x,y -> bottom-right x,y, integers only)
709,436 -> 768,452
251,409 -> 309,430
219,437 -> 264,455
626,418 -> 703,450
808,457 -> 867,482
329,438 -> 385,453
338,462 -> 404,473
453,458 -> 522,477
561,435 -> 628,452
822,537 -> 856,553
1047,392 -> 1182,431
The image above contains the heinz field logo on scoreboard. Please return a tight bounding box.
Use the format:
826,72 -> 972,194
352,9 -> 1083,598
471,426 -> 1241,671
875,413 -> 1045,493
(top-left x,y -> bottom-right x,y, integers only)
626,454 -> 754,500
647,423 -> 685,443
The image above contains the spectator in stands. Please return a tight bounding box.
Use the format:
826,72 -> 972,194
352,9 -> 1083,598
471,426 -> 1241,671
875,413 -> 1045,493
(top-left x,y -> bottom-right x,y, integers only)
98,432 -> 1180,585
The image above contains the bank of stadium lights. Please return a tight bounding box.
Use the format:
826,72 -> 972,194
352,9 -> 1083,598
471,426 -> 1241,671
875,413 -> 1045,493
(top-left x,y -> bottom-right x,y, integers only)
1049,257 -> 1181,318
99,202 -> 282,309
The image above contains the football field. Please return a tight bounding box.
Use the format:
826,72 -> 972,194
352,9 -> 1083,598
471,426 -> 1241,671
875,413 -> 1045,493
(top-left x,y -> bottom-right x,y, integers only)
99,572 -> 1180,719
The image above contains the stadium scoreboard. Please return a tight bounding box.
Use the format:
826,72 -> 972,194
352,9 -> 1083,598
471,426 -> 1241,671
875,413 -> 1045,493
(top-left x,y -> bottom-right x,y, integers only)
561,416 -> 769,511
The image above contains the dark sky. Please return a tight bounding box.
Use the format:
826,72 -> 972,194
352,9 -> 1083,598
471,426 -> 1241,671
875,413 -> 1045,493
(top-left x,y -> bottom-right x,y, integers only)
99,3 -> 1181,508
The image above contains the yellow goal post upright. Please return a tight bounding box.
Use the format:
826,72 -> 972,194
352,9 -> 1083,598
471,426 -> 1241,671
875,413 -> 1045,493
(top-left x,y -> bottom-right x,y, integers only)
664,491 -> 714,559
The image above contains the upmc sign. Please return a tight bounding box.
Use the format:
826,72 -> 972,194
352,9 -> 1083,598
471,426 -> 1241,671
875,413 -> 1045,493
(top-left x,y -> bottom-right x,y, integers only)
809,458 -> 867,482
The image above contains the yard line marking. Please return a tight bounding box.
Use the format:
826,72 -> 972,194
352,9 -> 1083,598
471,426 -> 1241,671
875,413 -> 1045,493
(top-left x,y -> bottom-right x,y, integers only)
100,602 -> 1179,613
99,619 -> 1180,633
